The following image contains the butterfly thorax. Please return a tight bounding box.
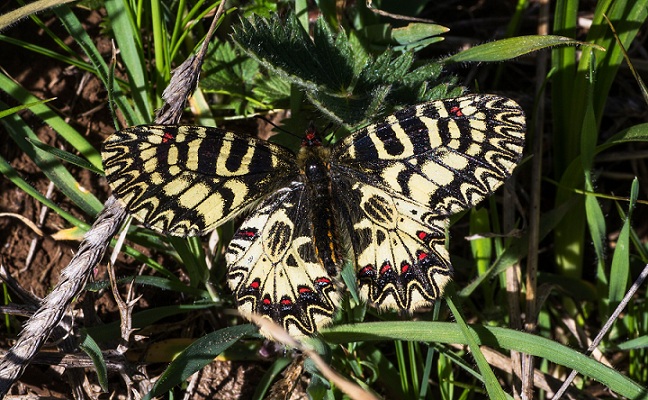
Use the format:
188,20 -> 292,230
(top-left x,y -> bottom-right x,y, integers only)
297,134 -> 341,277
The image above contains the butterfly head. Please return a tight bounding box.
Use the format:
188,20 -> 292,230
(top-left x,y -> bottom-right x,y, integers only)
301,123 -> 323,148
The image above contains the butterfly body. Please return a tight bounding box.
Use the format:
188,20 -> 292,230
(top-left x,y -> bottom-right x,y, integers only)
297,130 -> 341,277
102,94 -> 526,337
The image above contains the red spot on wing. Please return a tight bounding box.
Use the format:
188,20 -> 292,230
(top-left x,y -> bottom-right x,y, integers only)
299,287 -> 312,294
249,279 -> 260,290
417,251 -> 428,261
359,265 -> 375,277
417,231 -> 428,241
315,277 -> 331,285
380,262 -> 392,275
401,263 -> 410,273
281,298 -> 293,305
161,131 -> 175,143
235,228 -> 258,240
262,297 -> 271,305
449,106 -> 463,117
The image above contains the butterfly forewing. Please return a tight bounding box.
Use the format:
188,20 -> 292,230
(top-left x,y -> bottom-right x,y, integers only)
102,125 -> 299,237
332,94 -> 525,216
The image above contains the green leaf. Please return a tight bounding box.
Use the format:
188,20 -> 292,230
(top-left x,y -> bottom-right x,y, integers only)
202,41 -> 262,107
581,60 -> 608,292
79,331 -> 109,392
143,325 -> 257,400
442,35 -> 603,63
232,13 -> 456,127
609,178 -> 638,311
322,322 -> 647,399
469,208 -> 493,277
391,22 -> 447,51
617,335 -> 648,351
26,138 -> 104,175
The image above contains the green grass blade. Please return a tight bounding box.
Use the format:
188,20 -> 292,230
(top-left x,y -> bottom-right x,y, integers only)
0,73 -> 102,169
252,357 -> 292,399
0,97 -> 55,118
581,57 -> 608,295
0,155 -> 89,229
609,178 -> 638,311
442,35 -> 599,63
79,331 -> 109,392
52,5 -> 142,126
105,0 -> 153,119
143,324 -> 257,399
26,138 -> 103,175
586,0 -> 648,123
322,322 -> 648,398
0,0 -> 75,31
167,236 -> 208,287
446,287 -> 508,400
1,111 -> 103,216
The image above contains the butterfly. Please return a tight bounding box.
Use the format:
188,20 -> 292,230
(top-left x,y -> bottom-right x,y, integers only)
102,94 -> 525,338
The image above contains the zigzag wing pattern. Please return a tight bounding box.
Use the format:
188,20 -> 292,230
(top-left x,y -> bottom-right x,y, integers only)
332,94 -> 525,216
331,94 -> 525,311
333,178 -> 452,311
226,182 -> 340,337
102,94 -> 526,337
102,125 -> 298,237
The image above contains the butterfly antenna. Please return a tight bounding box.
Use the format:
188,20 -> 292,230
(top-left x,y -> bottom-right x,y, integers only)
254,115 -> 301,141
320,122 -> 338,145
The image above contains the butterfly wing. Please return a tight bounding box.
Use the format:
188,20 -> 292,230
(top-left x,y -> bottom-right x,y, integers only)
331,94 -> 525,310
102,125 -> 299,237
334,179 -> 452,311
226,181 -> 340,337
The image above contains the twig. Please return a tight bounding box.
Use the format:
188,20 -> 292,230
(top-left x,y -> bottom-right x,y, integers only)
0,196 -> 126,396
521,0 -> 550,397
249,315 -> 379,400
553,263 -> 648,399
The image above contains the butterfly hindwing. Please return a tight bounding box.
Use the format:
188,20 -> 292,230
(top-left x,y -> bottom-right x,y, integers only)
226,182 -> 340,337
102,125 -> 298,237
333,178 -> 452,311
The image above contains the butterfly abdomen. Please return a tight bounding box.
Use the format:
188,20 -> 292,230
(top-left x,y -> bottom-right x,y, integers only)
299,142 -> 342,278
